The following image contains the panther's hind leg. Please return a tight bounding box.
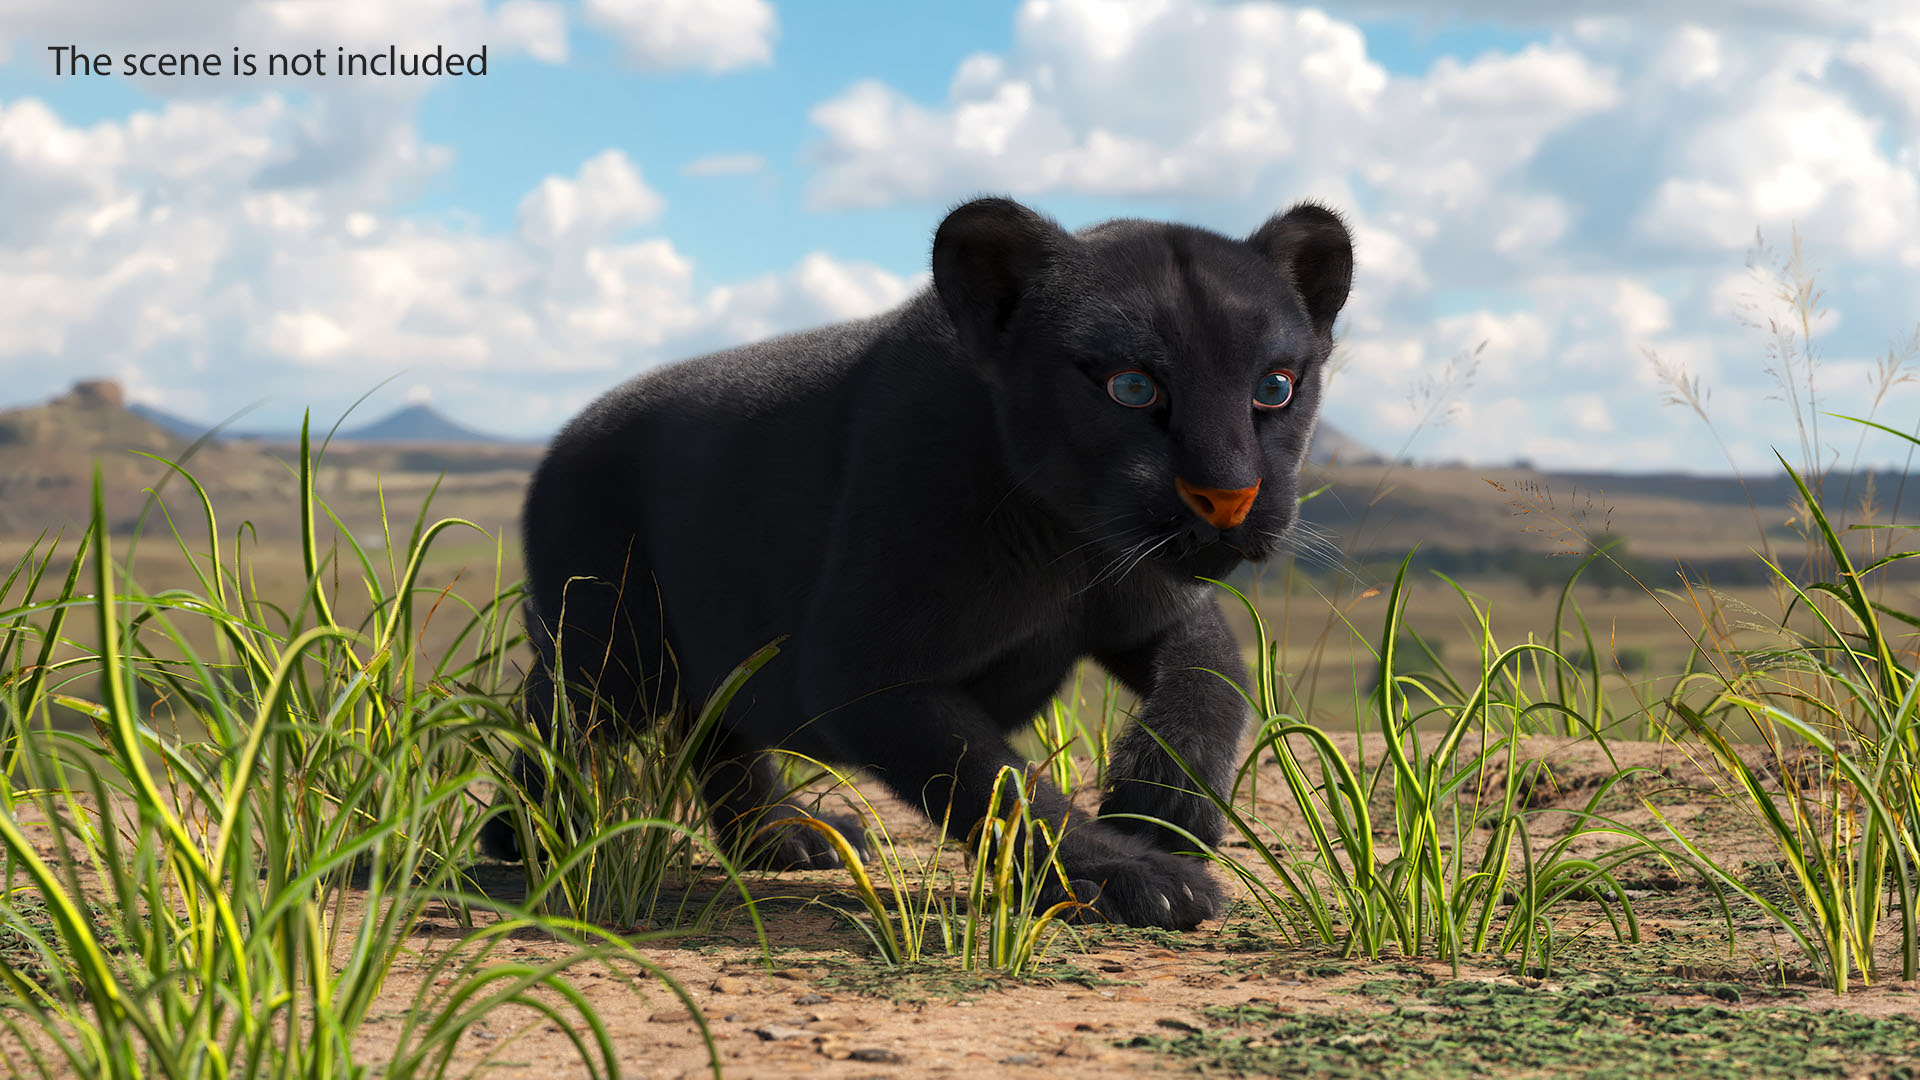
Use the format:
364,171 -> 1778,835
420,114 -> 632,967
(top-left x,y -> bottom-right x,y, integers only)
699,731 -> 866,871
479,600 -> 575,861
480,571 -> 675,861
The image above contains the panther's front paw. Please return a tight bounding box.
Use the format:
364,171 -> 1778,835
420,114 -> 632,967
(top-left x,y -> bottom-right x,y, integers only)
739,808 -> 868,871
1054,830 -> 1224,929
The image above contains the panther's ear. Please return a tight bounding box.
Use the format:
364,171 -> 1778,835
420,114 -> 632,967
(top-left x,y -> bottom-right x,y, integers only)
933,197 -> 1069,357
1247,202 -> 1353,339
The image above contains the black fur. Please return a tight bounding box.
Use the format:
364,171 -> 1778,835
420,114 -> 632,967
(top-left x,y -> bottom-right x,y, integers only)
486,197 -> 1353,929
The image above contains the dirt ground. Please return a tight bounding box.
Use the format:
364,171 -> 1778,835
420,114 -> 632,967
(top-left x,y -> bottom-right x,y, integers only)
352,734 -> 1920,1080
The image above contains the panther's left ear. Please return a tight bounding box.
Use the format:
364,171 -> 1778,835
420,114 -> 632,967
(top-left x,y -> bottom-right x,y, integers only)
1247,202 -> 1353,338
933,196 -> 1071,359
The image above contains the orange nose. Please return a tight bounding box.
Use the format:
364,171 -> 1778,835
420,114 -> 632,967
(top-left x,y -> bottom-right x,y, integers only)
1176,477 -> 1261,530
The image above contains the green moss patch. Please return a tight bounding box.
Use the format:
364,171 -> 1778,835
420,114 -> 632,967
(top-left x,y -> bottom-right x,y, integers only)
1127,974 -> 1920,1078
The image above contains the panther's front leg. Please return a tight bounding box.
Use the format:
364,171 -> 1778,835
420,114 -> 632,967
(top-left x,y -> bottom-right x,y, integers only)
1096,600 -> 1254,855
791,668 -> 1220,929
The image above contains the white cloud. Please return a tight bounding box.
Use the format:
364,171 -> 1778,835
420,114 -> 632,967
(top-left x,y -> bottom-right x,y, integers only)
582,0 -> 776,72
1368,45 -> 1618,221
1650,24 -> 1724,88
516,149 -> 665,249
1637,75 -> 1920,258
1610,280 -> 1672,339
1838,18 -> 1920,145
266,310 -> 353,363
807,78 -> 1196,206
807,3 -> 1389,207
1329,0 -> 1912,31
1434,309 -> 1549,384
0,98 -> 915,436
701,253 -> 926,345
1569,393 -> 1615,433
495,0 -> 568,63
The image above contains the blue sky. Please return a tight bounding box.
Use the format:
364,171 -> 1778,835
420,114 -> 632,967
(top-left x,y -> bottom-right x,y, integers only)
1,1 -> 1916,472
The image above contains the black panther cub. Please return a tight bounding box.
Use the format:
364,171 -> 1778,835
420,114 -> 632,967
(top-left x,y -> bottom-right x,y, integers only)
489,196 -> 1352,930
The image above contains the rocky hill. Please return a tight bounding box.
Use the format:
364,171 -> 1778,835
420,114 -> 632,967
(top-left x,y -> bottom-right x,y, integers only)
0,381 -> 542,542
0,381 -> 296,536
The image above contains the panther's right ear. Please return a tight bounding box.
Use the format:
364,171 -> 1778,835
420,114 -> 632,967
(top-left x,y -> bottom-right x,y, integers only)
1247,202 -> 1354,340
933,197 -> 1069,358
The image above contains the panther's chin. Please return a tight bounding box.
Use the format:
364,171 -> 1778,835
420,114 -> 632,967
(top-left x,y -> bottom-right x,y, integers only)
1177,542 -> 1246,579
1233,533 -> 1283,563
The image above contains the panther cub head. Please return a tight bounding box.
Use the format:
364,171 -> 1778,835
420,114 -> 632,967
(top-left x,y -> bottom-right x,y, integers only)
932,196 -> 1353,577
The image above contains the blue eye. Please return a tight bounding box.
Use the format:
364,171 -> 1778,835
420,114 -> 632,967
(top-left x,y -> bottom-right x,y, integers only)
1254,370 -> 1295,409
1107,370 -> 1158,408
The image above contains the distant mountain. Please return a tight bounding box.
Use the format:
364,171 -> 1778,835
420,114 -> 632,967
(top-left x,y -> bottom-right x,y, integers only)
1309,422 -> 1382,466
126,401 -> 234,441
127,399 -> 513,444
340,404 -> 507,444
